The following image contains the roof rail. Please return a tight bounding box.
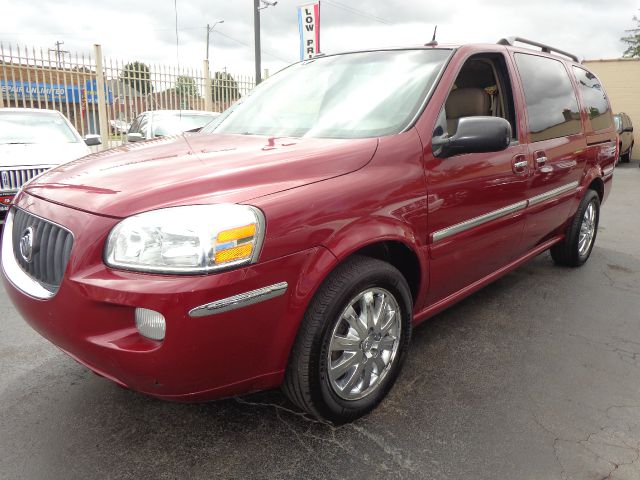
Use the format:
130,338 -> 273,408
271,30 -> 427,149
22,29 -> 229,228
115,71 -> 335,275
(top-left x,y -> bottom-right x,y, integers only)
497,37 -> 582,63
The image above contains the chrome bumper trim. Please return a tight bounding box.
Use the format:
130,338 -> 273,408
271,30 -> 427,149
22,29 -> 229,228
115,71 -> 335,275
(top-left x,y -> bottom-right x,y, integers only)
188,281 -> 288,317
1,209 -> 55,299
527,181 -> 579,207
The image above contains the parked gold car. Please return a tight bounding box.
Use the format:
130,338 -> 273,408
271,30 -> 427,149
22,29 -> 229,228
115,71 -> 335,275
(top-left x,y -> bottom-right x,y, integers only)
614,112 -> 634,163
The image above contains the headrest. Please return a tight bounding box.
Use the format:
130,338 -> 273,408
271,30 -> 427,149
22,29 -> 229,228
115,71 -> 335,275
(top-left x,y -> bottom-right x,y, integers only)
445,88 -> 491,119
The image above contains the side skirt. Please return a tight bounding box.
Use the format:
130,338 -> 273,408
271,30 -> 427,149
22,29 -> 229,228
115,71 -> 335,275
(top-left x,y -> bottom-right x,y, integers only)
413,235 -> 564,324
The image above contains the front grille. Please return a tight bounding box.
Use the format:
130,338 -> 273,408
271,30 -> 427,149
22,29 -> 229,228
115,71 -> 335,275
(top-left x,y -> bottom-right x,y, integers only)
11,208 -> 74,293
1,168 -> 49,193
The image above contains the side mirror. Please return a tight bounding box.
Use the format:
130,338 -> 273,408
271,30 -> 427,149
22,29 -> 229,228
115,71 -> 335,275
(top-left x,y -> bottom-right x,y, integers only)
623,126 -> 634,133
84,134 -> 101,146
127,132 -> 144,143
433,116 -> 512,158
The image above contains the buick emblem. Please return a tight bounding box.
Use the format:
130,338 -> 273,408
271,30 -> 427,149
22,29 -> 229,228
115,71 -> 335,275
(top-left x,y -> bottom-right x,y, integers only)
19,227 -> 34,263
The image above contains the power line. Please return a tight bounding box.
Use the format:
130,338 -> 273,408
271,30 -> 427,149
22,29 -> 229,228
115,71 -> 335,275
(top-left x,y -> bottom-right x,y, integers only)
322,0 -> 392,25
0,27 -> 295,64
212,30 -> 293,64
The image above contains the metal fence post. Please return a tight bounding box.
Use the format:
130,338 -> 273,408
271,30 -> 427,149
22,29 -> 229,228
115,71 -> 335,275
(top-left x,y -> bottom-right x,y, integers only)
93,44 -> 109,148
203,59 -> 213,112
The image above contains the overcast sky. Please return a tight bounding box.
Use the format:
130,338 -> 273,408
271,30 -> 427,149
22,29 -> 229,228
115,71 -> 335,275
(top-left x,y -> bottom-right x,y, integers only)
1,0 -> 638,78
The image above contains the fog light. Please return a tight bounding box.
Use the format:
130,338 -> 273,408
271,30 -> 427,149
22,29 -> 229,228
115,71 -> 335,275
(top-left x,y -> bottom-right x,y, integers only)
135,308 -> 166,340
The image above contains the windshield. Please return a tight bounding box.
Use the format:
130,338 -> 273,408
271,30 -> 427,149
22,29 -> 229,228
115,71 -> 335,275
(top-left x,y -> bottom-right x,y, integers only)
204,49 -> 452,139
153,112 -> 219,137
0,111 -> 80,145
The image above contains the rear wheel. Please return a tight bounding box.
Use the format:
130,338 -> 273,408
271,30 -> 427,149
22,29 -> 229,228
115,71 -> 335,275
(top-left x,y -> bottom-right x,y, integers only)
550,189 -> 600,267
283,256 -> 412,423
622,143 -> 632,163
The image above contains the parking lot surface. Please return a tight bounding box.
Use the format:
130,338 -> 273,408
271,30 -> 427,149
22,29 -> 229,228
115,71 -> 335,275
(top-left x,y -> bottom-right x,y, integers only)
1,163 -> 640,480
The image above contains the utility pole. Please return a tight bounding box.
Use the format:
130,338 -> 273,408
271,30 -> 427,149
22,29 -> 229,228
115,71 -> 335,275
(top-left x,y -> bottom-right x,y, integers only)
254,0 -> 277,85
206,20 -> 224,63
49,40 -> 69,68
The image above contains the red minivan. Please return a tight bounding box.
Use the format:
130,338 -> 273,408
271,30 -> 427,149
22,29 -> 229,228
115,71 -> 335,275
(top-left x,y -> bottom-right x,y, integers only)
1,38 -> 617,423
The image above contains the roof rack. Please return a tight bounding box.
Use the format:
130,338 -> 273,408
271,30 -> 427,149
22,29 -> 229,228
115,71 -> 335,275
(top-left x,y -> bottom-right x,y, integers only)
497,37 -> 581,63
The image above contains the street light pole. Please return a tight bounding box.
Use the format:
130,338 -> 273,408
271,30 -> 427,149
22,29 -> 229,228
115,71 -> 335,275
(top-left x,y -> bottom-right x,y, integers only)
253,0 -> 262,84
206,20 -> 224,63
254,0 -> 277,85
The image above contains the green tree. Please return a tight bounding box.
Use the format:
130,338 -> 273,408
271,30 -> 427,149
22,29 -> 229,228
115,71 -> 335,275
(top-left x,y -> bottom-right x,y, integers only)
120,61 -> 154,93
621,12 -> 640,58
175,75 -> 199,97
211,71 -> 240,104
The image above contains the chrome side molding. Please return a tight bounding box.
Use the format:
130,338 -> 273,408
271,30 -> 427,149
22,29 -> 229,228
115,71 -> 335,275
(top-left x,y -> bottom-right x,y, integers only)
432,180 -> 580,243
189,281 -> 288,317
527,181 -> 579,207
432,200 -> 527,243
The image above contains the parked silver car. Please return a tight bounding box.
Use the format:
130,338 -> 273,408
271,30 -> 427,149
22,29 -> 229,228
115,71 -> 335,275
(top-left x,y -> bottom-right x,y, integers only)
126,110 -> 220,142
0,108 -> 99,224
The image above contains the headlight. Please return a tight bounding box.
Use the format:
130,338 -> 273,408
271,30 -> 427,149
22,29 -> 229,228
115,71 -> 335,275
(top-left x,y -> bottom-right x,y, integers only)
104,204 -> 265,274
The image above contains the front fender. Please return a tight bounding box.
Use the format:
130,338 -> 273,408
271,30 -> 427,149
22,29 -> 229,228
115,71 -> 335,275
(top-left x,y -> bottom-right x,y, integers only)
320,215 -> 429,310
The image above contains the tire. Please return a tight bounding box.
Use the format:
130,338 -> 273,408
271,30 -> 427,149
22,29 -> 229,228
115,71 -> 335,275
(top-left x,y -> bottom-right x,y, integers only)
283,255 -> 412,423
622,143 -> 632,163
550,189 -> 600,267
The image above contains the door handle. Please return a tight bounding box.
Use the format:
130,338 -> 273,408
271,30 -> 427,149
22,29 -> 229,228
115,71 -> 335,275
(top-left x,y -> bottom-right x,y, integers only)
534,151 -> 548,169
512,155 -> 528,174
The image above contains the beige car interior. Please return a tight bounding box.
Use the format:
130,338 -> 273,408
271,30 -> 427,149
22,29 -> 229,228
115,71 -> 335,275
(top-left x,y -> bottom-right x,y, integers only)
445,57 -> 512,137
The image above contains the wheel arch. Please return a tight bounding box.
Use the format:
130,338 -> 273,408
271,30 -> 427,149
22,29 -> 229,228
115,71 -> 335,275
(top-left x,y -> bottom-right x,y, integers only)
321,219 -> 427,307
587,176 -> 604,202
341,240 -> 423,306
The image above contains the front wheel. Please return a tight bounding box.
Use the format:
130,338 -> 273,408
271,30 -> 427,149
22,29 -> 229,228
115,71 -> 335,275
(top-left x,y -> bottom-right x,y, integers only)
283,256 -> 412,423
551,189 -> 600,267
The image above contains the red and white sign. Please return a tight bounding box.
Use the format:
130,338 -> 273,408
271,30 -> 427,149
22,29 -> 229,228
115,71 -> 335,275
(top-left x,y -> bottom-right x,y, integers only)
298,2 -> 321,60
0,195 -> 14,212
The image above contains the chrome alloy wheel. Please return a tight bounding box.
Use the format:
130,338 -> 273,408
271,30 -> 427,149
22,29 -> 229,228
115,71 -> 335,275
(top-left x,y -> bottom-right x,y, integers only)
327,288 -> 401,401
578,201 -> 596,256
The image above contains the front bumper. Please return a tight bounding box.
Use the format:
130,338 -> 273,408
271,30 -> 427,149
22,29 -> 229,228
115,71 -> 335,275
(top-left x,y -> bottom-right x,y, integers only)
2,193 -> 335,401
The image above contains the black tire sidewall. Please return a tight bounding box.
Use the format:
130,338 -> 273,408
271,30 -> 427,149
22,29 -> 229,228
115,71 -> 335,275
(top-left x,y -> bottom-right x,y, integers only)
312,261 -> 412,422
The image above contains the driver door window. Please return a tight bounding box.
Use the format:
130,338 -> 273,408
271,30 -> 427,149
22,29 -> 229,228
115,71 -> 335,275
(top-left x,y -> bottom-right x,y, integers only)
426,53 -> 526,304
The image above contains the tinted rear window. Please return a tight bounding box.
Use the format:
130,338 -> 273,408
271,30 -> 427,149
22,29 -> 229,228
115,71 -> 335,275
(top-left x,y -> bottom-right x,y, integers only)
572,67 -> 613,132
515,54 -> 581,143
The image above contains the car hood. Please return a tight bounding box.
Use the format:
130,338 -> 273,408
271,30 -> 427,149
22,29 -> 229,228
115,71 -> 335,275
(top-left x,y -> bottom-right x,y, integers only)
0,142 -> 91,168
24,133 -> 379,218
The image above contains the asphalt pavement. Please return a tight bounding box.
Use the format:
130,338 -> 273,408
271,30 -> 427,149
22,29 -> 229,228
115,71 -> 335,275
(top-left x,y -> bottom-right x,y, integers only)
1,162 -> 640,480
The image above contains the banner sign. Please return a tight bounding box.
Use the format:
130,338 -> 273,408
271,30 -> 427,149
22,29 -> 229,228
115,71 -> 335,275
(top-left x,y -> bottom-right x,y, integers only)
298,2 -> 321,60
0,79 -> 112,105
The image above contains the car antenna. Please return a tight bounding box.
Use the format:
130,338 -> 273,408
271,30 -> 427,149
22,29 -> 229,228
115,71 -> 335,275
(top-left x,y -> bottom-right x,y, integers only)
425,25 -> 438,47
